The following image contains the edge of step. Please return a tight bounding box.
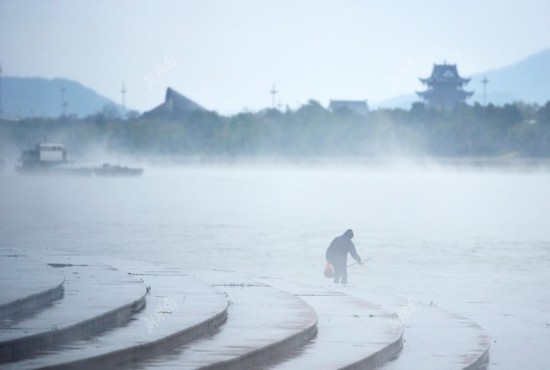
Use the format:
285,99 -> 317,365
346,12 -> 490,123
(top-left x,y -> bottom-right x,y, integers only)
38,303 -> 229,370
200,298 -> 318,370
343,335 -> 403,370
196,270 -> 319,370
258,278 -> 404,370
0,263 -> 147,363
0,252 -> 65,321
341,287 -> 491,370
14,261 -> 230,370
135,268 -> 319,370
0,280 -> 65,323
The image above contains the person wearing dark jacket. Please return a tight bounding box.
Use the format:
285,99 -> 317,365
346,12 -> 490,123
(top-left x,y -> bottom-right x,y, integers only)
326,229 -> 363,284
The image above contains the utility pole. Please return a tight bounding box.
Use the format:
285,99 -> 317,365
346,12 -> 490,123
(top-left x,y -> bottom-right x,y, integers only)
269,84 -> 278,109
481,75 -> 489,105
121,83 -> 126,118
0,64 -> 3,118
61,87 -> 68,116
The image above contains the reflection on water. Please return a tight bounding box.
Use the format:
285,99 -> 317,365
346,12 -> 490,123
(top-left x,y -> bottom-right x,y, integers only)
1,163 -> 550,367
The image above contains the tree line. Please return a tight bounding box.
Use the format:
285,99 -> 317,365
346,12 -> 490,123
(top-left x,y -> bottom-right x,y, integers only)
2,100 -> 550,158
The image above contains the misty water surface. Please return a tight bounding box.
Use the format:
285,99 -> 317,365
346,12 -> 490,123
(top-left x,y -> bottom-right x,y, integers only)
1,162 -> 549,368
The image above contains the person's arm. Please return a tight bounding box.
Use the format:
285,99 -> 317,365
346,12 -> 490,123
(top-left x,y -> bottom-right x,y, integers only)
348,241 -> 362,263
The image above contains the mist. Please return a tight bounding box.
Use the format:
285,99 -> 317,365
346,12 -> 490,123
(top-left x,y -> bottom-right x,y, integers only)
2,1 -> 550,368
1,160 -> 550,367
3,100 -> 550,168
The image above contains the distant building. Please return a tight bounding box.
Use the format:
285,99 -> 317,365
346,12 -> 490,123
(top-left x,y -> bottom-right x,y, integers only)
143,87 -> 206,119
328,100 -> 369,116
417,63 -> 474,109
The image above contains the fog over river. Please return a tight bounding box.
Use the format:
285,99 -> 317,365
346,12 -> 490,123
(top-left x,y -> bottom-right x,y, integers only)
1,162 -> 549,369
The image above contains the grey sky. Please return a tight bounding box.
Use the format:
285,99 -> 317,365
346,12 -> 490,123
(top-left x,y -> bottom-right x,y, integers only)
1,0 -> 549,114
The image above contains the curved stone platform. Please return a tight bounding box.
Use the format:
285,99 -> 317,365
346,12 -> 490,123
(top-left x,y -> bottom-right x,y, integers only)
258,278 -> 404,370
131,269 -> 319,370
342,287 -> 491,370
0,253 -> 491,370
380,303 -> 490,370
0,258 -> 146,363
0,250 -> 64,323
9,262 -> 229,369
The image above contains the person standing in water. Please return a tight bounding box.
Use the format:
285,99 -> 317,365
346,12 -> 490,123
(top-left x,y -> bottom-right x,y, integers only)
326,229 -> 363,284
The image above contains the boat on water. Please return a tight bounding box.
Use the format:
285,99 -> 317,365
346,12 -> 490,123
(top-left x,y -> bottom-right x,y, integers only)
94,163 -> 144,177
15,143 -> 144,176
14,142 -> 78,174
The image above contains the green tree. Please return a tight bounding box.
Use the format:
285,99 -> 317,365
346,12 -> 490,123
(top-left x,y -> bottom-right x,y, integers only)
537,101 -> 550,125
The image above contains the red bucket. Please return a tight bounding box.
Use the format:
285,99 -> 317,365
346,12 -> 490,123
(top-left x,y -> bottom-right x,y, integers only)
324,262 -> 334,278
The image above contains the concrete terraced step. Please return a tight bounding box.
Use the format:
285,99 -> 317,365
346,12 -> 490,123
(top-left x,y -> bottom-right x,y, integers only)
258,278 -> 404,370
342,287 -> 491,370
378,302 -> 490,370
127,268 -> 319,370
8,260 -> 229,370
0,256 -> 146,363
0,250 -> 64,322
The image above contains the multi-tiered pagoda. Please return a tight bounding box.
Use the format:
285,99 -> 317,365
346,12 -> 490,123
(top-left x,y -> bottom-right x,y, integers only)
417,63 -> 474,109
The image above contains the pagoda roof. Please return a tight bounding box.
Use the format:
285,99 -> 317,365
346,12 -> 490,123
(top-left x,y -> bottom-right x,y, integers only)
420,63 -> 471,85
416,89 -> 474,99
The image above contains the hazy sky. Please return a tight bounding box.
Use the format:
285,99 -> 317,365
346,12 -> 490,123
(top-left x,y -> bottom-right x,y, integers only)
1,0 -> 550,114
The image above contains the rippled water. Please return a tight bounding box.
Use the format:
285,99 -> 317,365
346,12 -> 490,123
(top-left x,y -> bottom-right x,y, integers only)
1,162 -> 549,368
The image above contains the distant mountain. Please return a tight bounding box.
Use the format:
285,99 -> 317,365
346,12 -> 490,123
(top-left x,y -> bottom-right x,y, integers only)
469,49 -> 550,105
374,94 -> 418,110
1,77 -> 124,118
377,48 -> 550,109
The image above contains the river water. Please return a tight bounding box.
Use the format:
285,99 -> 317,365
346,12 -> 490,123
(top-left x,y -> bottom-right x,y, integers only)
1,161 -> 549,369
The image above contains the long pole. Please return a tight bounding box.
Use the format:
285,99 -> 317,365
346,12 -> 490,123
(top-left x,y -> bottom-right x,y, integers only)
481,75 -> 489,105
270,84 -> 277,109
348,257 -> 373,267
61,87 -> 68,116
121,83 -> 126,117
0,64 -> 3,118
